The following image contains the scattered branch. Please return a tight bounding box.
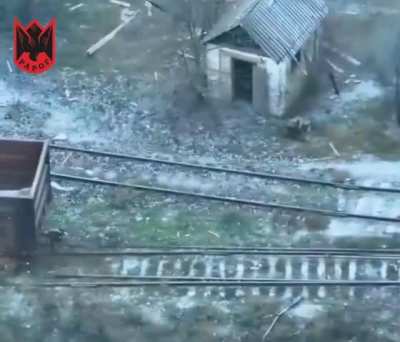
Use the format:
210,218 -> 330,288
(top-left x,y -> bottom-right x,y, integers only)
329,142 -> 341,157
262,296 -> 304,342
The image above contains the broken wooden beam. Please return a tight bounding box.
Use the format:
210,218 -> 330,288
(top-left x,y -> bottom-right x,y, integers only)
329,142 -> 341,157
110,0 -> 131,8
69,3 -> 85,12
86,12 -> 138,56
6,60 -> 13,73
329,72 -> 340,95
326,58 -> 344,74
322,43 -> 361,66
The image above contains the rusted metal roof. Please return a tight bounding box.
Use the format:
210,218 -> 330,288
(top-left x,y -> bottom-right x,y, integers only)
204,0 -> 328,63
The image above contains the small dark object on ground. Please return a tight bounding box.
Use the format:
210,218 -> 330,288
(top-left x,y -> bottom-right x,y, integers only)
329,72 -> 340,95
286,116 -> 312,140
43,229 -> 67,251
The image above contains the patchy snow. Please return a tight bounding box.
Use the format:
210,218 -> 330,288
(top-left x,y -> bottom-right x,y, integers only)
326,221 -> 392,238
0,80 -> 17,106
0,78 -> 102,143
139,304 -> 170,327
301,157 -> 400,184
290,302 -> 324,320
43,106 -> 102,144
300,158 -> 400,239
157,172 -> 215,192
0,290 -> 35,319
334,80 -> 383,105
176,296 -> 197,310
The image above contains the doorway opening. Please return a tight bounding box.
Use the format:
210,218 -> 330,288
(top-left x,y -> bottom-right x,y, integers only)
233,59 -> 253,102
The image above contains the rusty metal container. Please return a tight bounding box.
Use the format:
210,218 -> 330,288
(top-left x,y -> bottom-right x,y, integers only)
0,139 -> 51,256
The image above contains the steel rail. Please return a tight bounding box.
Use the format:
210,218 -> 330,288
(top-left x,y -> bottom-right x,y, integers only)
61,246 -> 400,254
50,245 -> 400,255
4,279 -> 400,288
32,248 -> 400,259
51,172 -> 400,223
49,274 -> 400,282
50,144 -> 400,194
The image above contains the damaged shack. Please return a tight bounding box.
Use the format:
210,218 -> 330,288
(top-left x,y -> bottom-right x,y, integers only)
203,0 -> 328,116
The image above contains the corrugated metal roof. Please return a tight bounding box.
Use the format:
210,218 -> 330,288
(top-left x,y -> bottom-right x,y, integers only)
203,0 -> 262,43
204,0 -> 328,63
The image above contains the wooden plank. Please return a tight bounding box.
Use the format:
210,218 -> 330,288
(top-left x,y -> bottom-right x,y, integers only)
86,13 -> 137,56
35,186 -> 50,229
34,165 -> 48,213
110,0 -> 131,7
31,140 -> 49,199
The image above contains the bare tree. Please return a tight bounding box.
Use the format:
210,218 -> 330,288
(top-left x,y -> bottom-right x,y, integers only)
149,0 -> 226,99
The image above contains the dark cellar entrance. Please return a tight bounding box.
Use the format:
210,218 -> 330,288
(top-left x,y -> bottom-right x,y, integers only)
233,59 -> 253,102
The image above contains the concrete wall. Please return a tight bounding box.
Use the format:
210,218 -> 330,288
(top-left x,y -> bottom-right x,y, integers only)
206,44 -> 270,114
206,44 -> 233,101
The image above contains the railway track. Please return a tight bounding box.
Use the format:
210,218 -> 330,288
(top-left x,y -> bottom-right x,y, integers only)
49,144 -> 400,223
26,145 -> 399,297
7,248 -> 400,298
50,144 -> 400,194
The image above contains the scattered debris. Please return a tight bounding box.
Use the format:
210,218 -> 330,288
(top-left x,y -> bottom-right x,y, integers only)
64,89 -> 79,102
262,296 -> 304,342
329,142 -> 341,157
145,0 -> 153,16
51,182 -> 76,192
329,72 -> 340,95
60,153 -> 73,167
208,231 -> 220,239
86,11 -> 139,56
178,50 -> 195,60
110,0 -> 131,8
326,58 -> 344,74
121,8 -> 137,22
69,3 -> 85,12
6,60 -> 13,73
323,43 -> 362,66
42,229 -> 67,251
146,0 -> 167,14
